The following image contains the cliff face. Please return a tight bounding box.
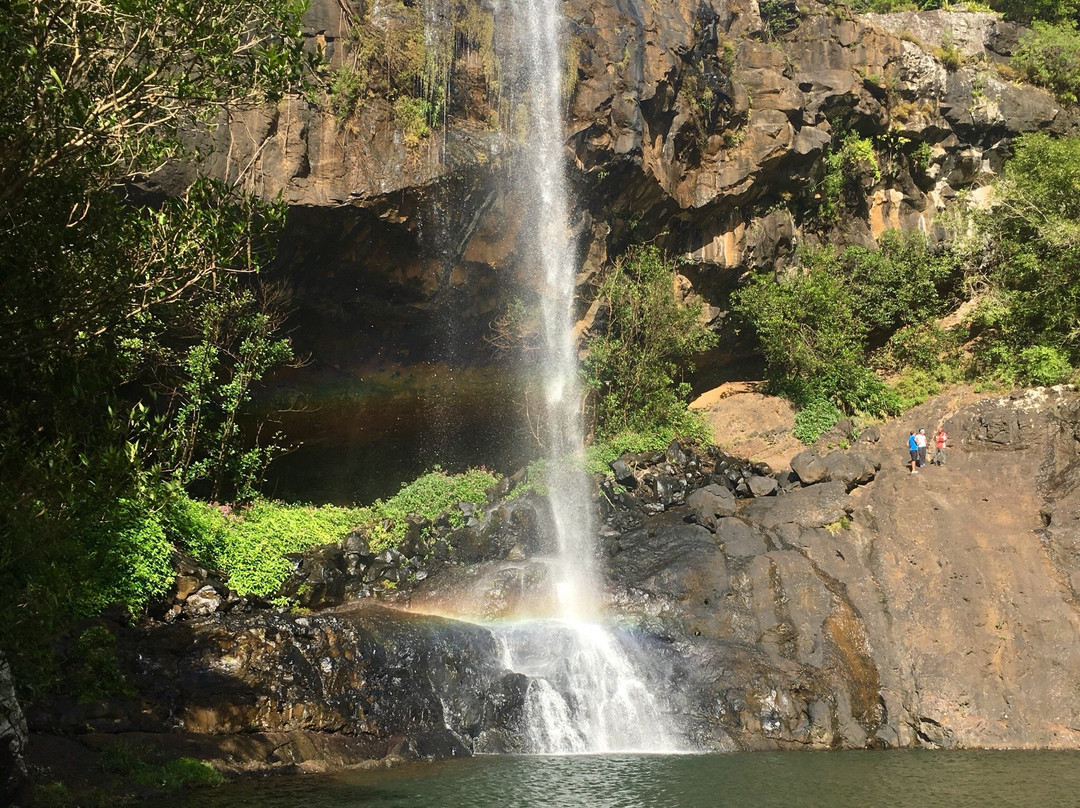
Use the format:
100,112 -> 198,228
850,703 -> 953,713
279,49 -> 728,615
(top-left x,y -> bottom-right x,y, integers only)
27,388 -> 1080,766
141,0 -> 1074,499
170,0 -> 1073,276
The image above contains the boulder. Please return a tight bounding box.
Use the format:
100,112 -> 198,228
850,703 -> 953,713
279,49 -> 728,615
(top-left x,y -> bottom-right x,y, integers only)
686,484 -> 738,530
279,544 -> 347,610
791,449 -> 830,485
715,518 -> 768,558
748,475 -> 778,497
342,529 -> 375,574
611,456 -> 637,488
183,584 -> 226,618
741,481 -> 850,530
820,450 -> 877,490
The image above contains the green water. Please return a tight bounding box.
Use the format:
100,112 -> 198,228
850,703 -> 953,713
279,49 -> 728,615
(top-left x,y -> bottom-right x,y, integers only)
169,750 -> 1080,807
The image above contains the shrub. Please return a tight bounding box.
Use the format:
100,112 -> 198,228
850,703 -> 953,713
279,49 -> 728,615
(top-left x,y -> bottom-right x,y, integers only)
67,625 -> 133,702
361,466 -> 500,548
1017,345 -> 1073,385
1012,21 -> 1080,104
891,367 -> 943,411
584,413 -> 712,475
819,132 -> 881,221
935,31 -> 963,71
167,498 -> 363,599
393,96 -> 433,145
793,396 -> 844,444
585,245 -> 717,440
76,502 -> 174,619
874,324 -> 959,373
971,134 -> 1080,375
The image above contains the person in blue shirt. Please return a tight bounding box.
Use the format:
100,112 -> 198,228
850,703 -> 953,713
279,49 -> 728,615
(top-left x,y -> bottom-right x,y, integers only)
908,431 -> 919,474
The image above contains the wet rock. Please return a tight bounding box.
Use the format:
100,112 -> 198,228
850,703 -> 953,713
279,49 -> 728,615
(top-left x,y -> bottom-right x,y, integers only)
608,522 -> 729,606
279,544 -> 347,610
0,654 -> 27,806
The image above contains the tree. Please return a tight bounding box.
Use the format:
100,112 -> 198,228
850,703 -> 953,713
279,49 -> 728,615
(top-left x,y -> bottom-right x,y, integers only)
970,133 -> 1080,380
584,245 -> 717,440
0,0 -> 311,693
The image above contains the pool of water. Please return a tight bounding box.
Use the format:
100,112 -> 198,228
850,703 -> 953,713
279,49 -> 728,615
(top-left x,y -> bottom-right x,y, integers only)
164,750 -> 1080,808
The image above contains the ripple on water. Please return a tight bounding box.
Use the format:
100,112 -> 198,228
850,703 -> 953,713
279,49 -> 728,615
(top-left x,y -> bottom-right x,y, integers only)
161,750 -> 1080,808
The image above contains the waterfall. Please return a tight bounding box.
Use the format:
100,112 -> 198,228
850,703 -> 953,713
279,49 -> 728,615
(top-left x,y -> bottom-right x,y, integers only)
490,0 -> 683,754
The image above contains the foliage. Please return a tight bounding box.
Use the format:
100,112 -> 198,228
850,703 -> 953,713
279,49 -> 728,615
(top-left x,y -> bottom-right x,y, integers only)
584,415 -> 712,475
874,324 -> 960,373
818,132 -> 881,221
891,366 -> 944,410
833,230 -> 959,334
792,396 -> 844,444
1017,345 -> 1074,385
988,0 -> 1080,24
167,498 -> 364,599
733,230 -> 959,422
0,0 -> 309,205
360,467 -> 500,549
101,742 -> 224,790
969,134 -> 1080,373
733,257 -> 868,387
393,97 -> 434,145
170,279 -> 296,502
66,626 -> 135,703
1012,22 -> 1080,105
584,245 -> 717,441
760,0 -> 802,39
935,31 -> 963,71
0,0 -> 310,694
167,467 -> 499,599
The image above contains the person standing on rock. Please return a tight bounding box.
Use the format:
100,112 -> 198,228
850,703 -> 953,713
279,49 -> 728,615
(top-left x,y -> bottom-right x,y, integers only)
915,428 -> 928,468
932,427 -> 949,466
908,431 -> 920,474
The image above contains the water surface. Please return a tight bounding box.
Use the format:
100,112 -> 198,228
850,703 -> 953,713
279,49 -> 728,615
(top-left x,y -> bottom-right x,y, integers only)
170,750 -> 1080,808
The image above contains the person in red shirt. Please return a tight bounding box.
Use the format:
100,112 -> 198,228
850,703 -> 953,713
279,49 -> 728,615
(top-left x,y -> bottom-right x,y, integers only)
932,427 -> 949,466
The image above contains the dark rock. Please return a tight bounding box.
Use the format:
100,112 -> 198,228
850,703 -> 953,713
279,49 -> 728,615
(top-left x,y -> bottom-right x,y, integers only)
820,450 -> 877,490
857,425 -> 881,444
279,544 -> 347,610
608,522 -> 729,605
741,481 -> 850,530
791,449 -> 829,485
650,474 -> 686,509
686,484 -> 737,530
0,654 -> 27,806
748,475 -> 778,497
666,440 -> 690,467
486,467 -> 527,503
715,518 -> 768,558
611,457 -> 637,488
775,469 -> 802,492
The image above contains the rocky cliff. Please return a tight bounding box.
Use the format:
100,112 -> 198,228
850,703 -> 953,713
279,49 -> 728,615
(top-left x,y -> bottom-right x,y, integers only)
25,387 -> 1080,774
145,0 -> 1074,501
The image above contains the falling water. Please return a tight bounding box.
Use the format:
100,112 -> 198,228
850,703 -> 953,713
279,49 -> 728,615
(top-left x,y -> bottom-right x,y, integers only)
492,0 -> 683,754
